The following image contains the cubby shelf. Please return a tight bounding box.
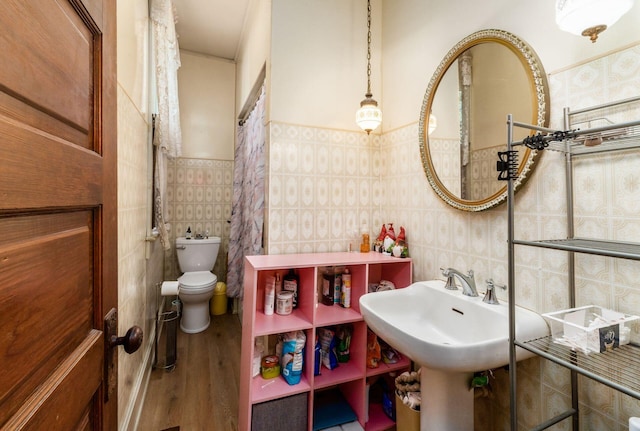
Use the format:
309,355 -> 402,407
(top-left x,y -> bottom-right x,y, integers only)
239,252 -> 413,431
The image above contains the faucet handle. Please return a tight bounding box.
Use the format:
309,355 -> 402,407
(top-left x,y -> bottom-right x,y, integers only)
483,279 -> 505,304
440,267 -> 458,291
485,279 -> 506,291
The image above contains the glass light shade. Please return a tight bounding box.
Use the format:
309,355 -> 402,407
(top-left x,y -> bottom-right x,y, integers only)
356,98 -> 382,133
428,114 -> 437,135
555,0 -> 634,40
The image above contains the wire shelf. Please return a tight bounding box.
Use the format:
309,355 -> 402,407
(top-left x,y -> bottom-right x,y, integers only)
513,238 -> 640,260
517,336 -> 640,399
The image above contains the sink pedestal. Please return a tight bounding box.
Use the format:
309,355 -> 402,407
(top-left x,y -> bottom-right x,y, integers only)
420,367 -> 474,431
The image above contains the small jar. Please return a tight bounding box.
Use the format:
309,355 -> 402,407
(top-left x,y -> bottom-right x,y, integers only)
261,355 -> 280,379
276,291 -> 294,315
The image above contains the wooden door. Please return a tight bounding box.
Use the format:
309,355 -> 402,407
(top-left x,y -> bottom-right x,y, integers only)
0,1 -> 120,430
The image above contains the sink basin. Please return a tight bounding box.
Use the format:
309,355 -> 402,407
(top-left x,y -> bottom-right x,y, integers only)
360,279 -> 549,372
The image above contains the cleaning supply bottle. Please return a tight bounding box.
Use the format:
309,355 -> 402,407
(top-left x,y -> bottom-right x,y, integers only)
321,270 -> 334,306
341,268 -> 351,308
333,270 -> 342,305
283,268 -> 299,308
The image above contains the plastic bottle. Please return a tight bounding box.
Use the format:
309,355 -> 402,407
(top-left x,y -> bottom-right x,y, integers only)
333,271 -> 342,305
264,276 -> 275,315
186,226 -> 192,240
275,272 -> 283,295
341,268 -> 351,308
253,337 -> 265,377
360,223 -> 370,252
283,269 -> 299,309
321,270 -> 334,306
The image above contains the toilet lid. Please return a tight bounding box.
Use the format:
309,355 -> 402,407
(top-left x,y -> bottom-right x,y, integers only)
178,271 -> 217,290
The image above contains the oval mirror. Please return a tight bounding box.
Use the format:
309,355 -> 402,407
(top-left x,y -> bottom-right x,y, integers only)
419,29 -> 549,211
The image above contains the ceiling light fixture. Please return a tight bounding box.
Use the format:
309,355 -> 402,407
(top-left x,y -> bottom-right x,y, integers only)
428,114 -> 437,135
555,0 -> 634,43
356,0 -> 382,134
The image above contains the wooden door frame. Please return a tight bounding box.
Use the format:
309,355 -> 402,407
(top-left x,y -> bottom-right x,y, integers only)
95,0 -> 118,429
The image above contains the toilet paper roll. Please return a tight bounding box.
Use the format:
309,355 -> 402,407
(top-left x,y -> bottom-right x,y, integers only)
630,417 -> 640,431
161,281 -> 180,296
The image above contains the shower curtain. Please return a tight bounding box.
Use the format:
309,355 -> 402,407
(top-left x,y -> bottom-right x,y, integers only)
151,0 -> 182,250
226,84 -> 266,298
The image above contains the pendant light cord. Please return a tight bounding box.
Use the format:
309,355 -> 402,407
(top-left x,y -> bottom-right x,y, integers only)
365,0 -> 372,97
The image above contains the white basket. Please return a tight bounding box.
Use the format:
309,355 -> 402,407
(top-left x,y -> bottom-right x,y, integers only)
542,305 -> 638,354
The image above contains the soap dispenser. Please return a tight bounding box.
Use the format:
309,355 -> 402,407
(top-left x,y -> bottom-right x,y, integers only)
186,226 -> 192,240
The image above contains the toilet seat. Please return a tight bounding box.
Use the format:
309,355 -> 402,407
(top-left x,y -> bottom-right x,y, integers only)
178,271 -> 217,294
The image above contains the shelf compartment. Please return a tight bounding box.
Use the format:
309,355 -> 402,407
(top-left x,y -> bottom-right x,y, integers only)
365,354 -> 411,378
316,303 -> 363,327
313,362 -> 365,389
314,322 -> 366,389
365,402 -> 395,431
513,238 -> 640,260
516,336 -> 640,399
255,310 -> 313,336
368,261 -> 413,290
251,374 -> 311,404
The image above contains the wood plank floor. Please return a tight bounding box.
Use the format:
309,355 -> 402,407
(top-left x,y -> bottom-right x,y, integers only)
137,313 -> 242,431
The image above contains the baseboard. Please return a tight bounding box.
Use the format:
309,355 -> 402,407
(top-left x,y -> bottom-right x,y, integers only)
120,324 -> 156,431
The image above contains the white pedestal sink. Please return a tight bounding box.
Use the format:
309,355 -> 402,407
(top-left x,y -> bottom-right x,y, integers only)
360,280 -> 549,431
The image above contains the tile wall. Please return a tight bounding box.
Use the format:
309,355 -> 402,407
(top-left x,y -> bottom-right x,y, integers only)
164,158 -> 234,281
393,44 -> 640,430
266,122 -> 382,254
117,85 -> 159,429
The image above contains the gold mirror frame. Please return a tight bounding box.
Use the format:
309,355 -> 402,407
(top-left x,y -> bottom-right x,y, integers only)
419,29 -> 549,211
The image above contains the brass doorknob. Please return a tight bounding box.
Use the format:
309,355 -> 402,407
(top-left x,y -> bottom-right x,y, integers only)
110,326 -> 143,354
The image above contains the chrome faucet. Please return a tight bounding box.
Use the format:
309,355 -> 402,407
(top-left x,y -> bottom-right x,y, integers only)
441,267 -> 478,297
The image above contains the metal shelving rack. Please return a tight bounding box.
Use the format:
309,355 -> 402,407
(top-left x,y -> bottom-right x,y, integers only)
505,96 -> 640,430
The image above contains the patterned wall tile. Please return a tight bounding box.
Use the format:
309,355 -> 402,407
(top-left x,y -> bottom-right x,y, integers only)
165,157 -> 233,281
267,123 -> 379,254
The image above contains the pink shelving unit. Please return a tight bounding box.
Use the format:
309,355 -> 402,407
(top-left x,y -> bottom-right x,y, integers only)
238,252 -> 413,431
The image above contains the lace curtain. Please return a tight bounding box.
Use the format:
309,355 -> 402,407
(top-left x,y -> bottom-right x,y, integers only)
151,0 -> 182,250
226,84 -> 266,298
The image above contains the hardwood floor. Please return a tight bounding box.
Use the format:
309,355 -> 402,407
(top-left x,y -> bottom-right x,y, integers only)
137,313 -> 242,431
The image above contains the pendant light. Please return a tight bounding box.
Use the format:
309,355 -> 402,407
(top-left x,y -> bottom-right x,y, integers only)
356,0 -> 382,134
555,0 -> 634,43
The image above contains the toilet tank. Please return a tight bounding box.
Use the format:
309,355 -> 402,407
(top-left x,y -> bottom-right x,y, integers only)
176,236 -> 221,273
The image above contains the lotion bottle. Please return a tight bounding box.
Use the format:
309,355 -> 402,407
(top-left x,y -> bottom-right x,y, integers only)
264,276 -> 275,315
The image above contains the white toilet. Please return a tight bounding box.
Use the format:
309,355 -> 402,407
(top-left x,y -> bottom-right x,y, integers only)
175,236 -> 221,334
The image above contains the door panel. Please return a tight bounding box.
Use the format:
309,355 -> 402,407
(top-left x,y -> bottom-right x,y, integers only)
0,213 -> 94,424
0,0 -> 117,429
0,0 -> 93,134
2,331 -> 103,430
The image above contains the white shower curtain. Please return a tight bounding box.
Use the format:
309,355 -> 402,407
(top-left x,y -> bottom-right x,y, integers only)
151,0 -> 182,250
226,85 -> 266,298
